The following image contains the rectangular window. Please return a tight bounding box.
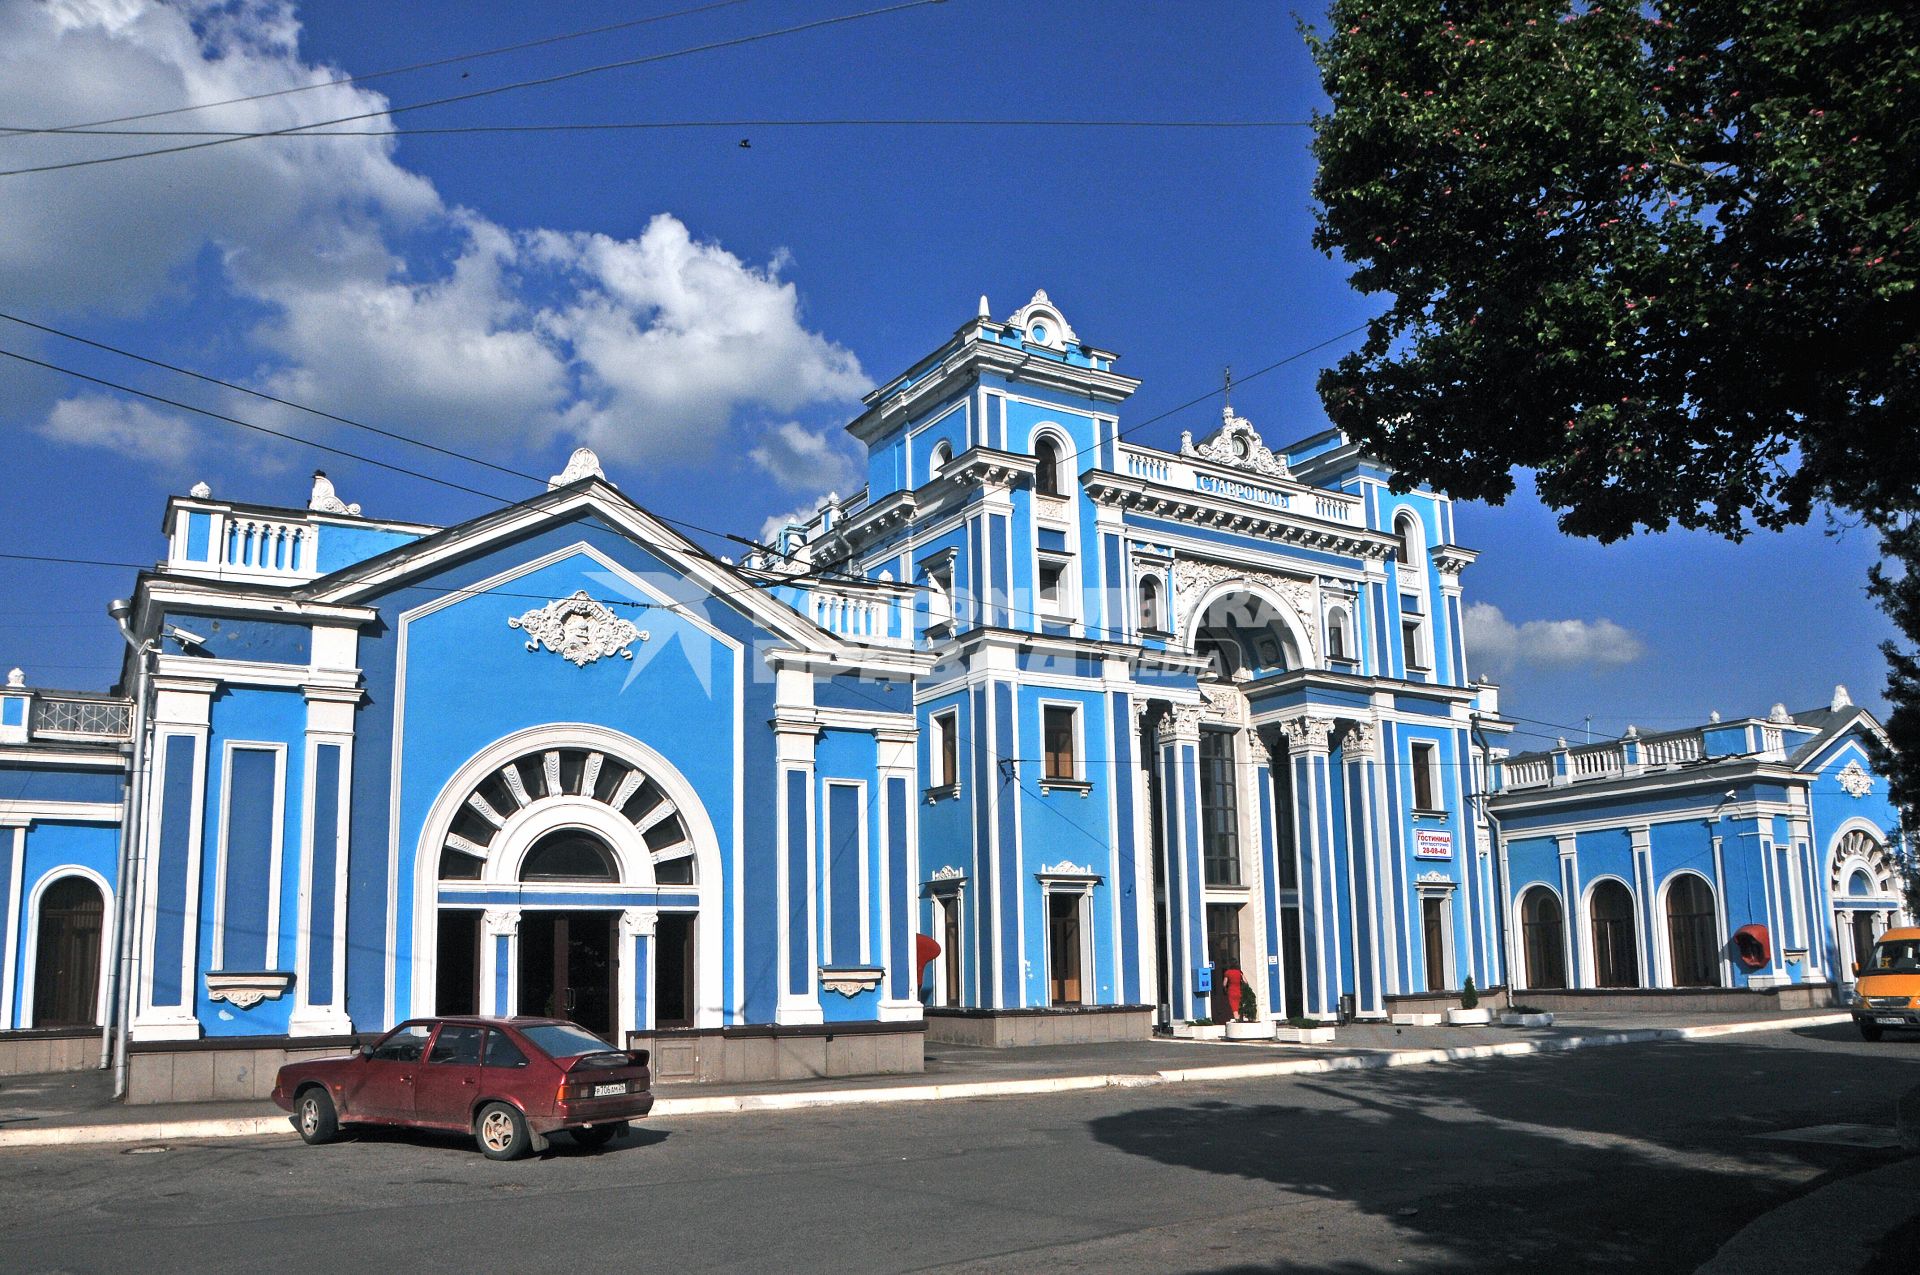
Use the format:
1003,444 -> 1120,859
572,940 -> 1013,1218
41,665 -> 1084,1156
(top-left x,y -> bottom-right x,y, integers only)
1200,729 -> 1242,887
1402,617 -> 1428,671
1410,741 -> 1438,810
931,709 -> 958,789
928,561 -> 955,632
1043,705 -> 1077,781
1037,553 -> 1069,616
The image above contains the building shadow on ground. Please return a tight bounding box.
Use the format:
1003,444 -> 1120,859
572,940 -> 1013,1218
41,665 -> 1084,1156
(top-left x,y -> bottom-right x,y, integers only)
1084,1039 -> 1914,1274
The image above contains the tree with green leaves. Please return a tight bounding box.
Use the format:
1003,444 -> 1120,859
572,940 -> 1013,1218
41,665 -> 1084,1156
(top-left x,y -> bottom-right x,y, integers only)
1306,0 -> 1918,803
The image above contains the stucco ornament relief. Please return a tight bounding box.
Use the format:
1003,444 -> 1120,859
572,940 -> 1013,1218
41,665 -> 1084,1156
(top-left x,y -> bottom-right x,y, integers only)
1181,405 -> 1291,480
1837,759 -> 1875,798
819,968 -> 885,997
1280,715 -> 1336,755
509,591 -> 648,667
1170,559 -> 1319,665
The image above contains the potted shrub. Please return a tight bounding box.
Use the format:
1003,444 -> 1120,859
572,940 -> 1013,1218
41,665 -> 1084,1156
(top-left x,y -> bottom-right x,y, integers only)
1499,1003 -> 1555,1028
1225,983 -> 1273,1040
1274,1015 -> 1336,1044
1445,977 -> 1493,1026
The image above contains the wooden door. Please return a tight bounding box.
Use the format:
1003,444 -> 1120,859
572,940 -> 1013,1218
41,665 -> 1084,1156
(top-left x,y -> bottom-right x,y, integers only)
33,877 -> 103,1027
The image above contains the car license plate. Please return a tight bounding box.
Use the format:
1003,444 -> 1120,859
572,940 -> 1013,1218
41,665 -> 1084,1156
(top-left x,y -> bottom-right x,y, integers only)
1875,1016 -> 1905,1026
592,1082 -> 627,1097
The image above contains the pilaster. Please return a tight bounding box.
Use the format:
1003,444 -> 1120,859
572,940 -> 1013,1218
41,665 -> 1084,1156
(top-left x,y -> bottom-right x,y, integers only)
1156,703 -> 1205,1020
1280,714 -> 1336,1017
774,665 -> 824,1024
620,907 -> 656,1039
290,682 -> 360,1037
1339,718 -> 1387,1017
131,676 -> 215,1041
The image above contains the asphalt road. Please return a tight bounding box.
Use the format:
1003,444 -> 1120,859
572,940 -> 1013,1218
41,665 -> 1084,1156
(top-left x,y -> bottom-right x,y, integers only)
2,1024 -> 1916,1274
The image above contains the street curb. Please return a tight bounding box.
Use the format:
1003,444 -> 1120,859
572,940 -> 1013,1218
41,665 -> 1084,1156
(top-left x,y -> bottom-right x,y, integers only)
0,1013 -> 1849,1149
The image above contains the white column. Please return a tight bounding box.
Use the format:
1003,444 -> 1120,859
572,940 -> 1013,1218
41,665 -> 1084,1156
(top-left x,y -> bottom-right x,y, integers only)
480,908 -> 519,1017
289,682 -> 359,1037
619,907 -> 656,1042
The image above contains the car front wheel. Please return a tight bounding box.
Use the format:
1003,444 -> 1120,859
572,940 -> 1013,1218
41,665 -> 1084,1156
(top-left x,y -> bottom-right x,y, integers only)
1859,1020 -> 1885,1042
476,1102 -> 539,1160
571,1122 -> 626,1149
295,1088 -> 339,1145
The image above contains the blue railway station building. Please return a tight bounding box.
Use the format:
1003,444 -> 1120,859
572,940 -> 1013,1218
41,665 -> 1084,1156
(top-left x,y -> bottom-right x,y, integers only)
1,292 -> 1906,1101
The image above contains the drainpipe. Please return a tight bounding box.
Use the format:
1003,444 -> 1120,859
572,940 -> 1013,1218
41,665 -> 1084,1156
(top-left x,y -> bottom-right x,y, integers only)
1470,717 -> 1512,994
103,597 -> 155,1098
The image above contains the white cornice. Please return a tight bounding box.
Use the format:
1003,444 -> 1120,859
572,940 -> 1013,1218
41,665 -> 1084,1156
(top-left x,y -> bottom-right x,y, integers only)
848,338 -> 1140,443
1084,471 -> 1393,560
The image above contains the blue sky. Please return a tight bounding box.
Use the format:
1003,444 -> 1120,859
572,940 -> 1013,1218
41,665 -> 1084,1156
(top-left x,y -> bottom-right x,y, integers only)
0,0 -> 1893,752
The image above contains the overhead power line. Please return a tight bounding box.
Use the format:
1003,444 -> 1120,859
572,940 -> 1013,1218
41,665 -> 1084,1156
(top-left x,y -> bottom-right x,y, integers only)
0,0 -> 950,179
10,118 -> 1314,139
0,0 -> 756,140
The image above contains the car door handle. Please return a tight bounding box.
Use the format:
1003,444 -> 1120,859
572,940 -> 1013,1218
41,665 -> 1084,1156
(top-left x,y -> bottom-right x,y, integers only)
400,1074 -> 412,1084
461,1077 -> 475,1086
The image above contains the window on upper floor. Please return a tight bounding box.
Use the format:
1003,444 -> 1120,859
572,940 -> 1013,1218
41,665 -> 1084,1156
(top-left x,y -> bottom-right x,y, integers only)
1043,705 -> 1078,781
1139,574 -> 1165,634
1410,740 -> 1440,810
1402,616 -> 1429,673
1327,606 -> 1353,662
928,440 -> 952,482
1037,551 -> 1071,619
1035,436 -> 1064,497
1394,512 -> 1421,565
931,708 -> 959,789
922,558 -> 955,634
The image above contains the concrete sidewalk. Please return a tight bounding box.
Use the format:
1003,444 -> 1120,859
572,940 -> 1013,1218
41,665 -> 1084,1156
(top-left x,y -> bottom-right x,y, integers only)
0,1008 -> 1851,1150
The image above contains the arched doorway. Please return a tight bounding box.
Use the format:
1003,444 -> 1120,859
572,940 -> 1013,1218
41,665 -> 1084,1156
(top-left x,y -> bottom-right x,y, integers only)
1830,827 -> 1903,979
1589,880 -> 1639,988
417,726 -> 721,1036
515,830 -> 621,1034
1519,886 -> 1567,990
1666,874 -> 1721,987
33,876 -> 105,1027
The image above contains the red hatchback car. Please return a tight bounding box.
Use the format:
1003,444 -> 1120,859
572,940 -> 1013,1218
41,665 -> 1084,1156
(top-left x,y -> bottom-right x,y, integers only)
272,1016 -> 654,1160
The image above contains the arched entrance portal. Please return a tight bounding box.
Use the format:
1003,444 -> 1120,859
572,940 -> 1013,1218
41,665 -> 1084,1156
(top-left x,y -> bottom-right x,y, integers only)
32,875 -> 106,1027
1830,826 -> 1904,981
416,726 -> 722,1039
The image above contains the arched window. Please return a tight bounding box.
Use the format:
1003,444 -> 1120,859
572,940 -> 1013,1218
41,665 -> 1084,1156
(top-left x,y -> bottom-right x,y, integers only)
1139,575 -> 1164,634
1326,606 -> 1352,662
1034,436 -> 1063,497
1666,875 -> 1721,987
1589,880 -> 1640,988
1520,886 -> 1567,990
928,440 -> 952,482
1394,512 -> 1421,564
520,829 -> 618,883
33,876 -> 104,1028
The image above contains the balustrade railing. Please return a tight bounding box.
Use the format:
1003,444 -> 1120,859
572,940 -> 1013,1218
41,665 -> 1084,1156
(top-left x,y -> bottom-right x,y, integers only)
1114,444 -> 1360,526
31,695 -> 132,741
804,582 -> 910,647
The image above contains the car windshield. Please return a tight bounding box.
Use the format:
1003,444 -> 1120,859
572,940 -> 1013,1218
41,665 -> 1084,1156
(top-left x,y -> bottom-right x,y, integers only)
519,1022 -> 617,1060
1868,939 -> 1920,973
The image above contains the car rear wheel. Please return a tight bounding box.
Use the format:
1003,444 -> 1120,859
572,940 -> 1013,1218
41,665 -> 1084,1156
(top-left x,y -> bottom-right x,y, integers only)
1859,1020 -> 1885,1042
476,1102 -> 539,1160
295,1088 -> 339,1145
571,1122 -> 626,1149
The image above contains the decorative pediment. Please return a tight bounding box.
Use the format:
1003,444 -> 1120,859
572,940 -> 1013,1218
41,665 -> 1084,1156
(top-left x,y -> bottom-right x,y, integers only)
1181,405 -> 1290,480
1004,289 -> 1078,350
508,590 -> 648,667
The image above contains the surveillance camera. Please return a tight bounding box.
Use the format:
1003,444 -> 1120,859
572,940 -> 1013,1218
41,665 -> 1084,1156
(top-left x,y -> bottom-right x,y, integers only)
167,625 -> 208,649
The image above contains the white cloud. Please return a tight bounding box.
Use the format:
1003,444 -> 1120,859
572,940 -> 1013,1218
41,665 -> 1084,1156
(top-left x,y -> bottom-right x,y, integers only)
37,394 -> 201,467
749,421 -> 863,493
1,1 -> 868,472
1466,601 -> 1646,675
